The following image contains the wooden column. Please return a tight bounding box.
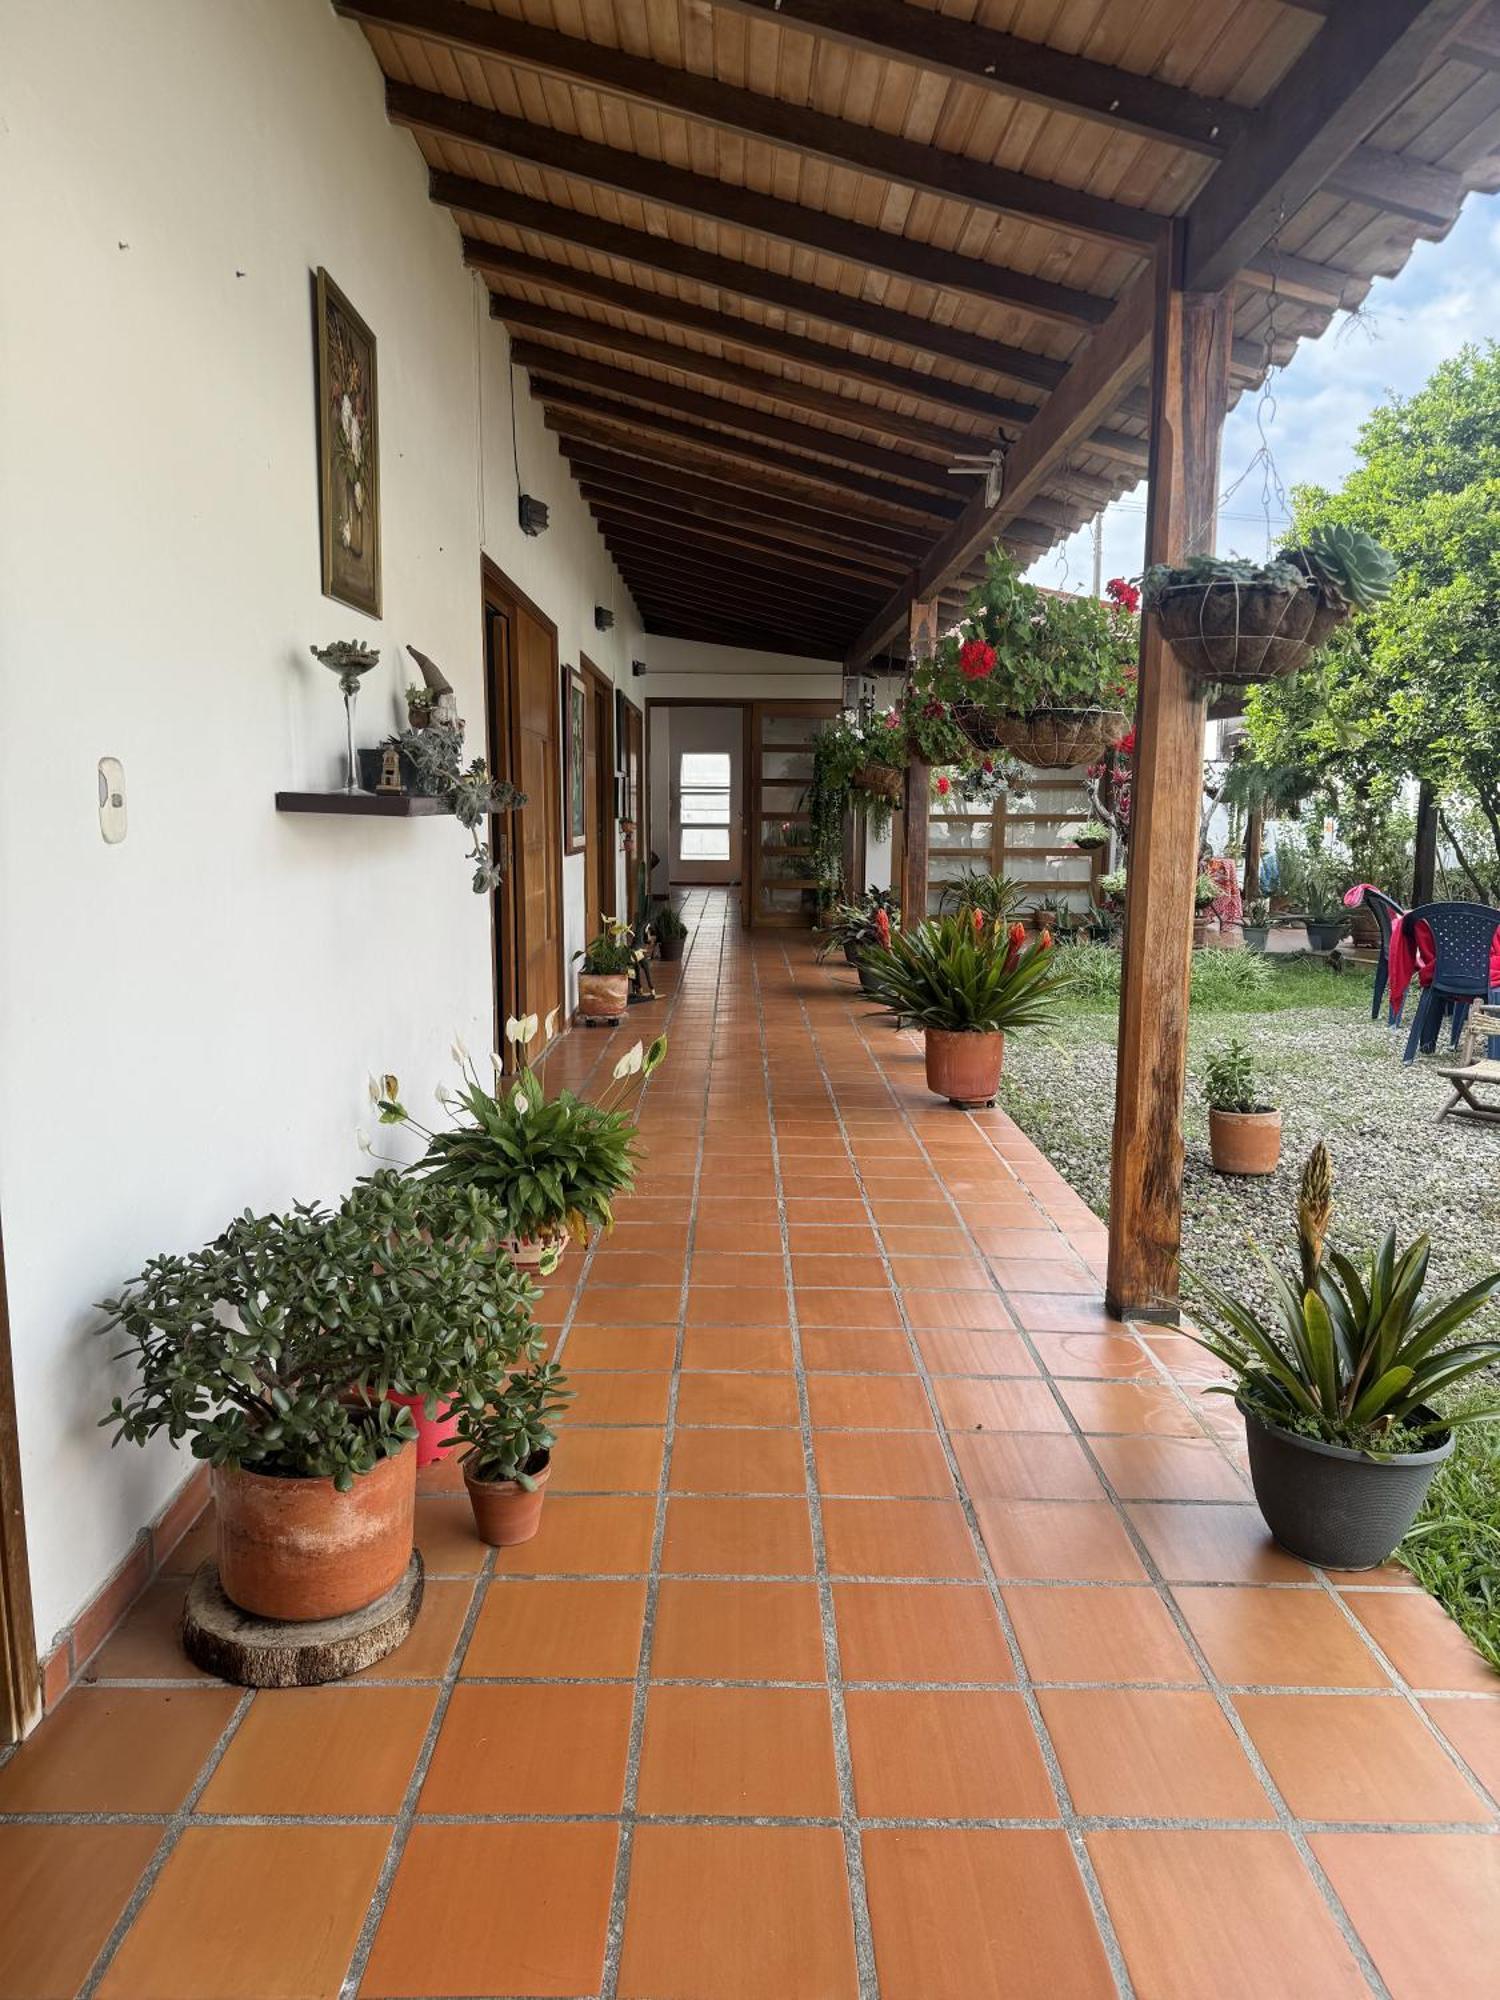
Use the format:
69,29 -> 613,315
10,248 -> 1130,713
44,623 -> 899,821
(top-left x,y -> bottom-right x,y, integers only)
900,599 -> 937,929
1244,802 -> 1264,905
1106,239 -> 1234,1320
1413,780 -> 1438,905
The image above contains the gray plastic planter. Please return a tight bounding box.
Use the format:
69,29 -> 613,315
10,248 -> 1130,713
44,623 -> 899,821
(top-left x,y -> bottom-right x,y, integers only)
1239,1395 -> 1452,1571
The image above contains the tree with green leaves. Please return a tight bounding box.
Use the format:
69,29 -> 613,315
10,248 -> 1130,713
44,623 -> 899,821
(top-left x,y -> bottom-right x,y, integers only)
1245,341 -> 1500,900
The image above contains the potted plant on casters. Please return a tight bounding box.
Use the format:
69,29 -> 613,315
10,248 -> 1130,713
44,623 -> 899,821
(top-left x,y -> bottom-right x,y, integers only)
1203,1038 -> 1281,1175
375,1023 -> 667,1270
861,911 -> 1062,1107
457,1359 -> 572,1546
1188,1144 -> 1500,1569
575,919 -> 640,1023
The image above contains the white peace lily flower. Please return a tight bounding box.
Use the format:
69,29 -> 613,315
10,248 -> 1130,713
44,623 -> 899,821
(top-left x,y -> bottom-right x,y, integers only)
367,1075 -> 382,1105
513,1093 -> 530,1117
491,1051 -> 507,1077
451,1033 -> 471,1065
612,1041 -> 645,1081
544,1006 -> 560,1041
521,1012 -> 539,1045
435,1083 -> 454,1108
504,1015 -> 526,1045
355,1129 -> 373,1153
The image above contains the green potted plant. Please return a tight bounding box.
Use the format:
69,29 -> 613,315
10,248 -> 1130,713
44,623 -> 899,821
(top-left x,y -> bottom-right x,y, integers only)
457,1361 -> 572,1546
1032,894 -> 1062,934
1243,897 -> 1273,952
376,1023 -> 667,1269
1193,873 -> 1219,947
861,912 -> 1062,1107
1072,819 -> 1110,853
405,681 -> 435,729
1301,859 -> 1348,953
652,901 -> 689,963
574,919 -> 640,1023
1202,1037 -> 1281,1175
97,1172 -> 532,1621
1188,1145 -> 1500,1569
938,870 -> 1023,926
815,888 -> 899,969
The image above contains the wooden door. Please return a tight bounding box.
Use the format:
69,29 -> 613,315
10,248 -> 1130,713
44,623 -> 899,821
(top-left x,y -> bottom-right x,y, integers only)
620,696 -> 645,916
484,573 -> 562,1041
0,1217 -> 40,1743
749,699 -> 840,927
580,660 -> 615,939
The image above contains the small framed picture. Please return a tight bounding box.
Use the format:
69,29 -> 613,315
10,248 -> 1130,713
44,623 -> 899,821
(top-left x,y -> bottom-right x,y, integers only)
563,664 -> 588,853
312,268 -> 380,618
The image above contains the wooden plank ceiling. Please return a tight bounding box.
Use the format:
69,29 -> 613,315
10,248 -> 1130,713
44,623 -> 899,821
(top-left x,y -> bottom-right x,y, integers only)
340,0 -> 1500,665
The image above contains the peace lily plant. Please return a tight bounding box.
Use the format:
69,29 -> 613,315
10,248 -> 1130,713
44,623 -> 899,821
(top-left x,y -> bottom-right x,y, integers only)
371,1019 -> 667,1268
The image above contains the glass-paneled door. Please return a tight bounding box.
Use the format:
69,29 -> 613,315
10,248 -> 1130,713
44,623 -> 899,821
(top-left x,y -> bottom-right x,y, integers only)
749,701 -> 839,927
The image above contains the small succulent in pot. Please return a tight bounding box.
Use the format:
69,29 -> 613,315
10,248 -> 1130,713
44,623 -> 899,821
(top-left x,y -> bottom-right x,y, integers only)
1187,1144 -> 1500,1569
1202,1037 -> 1280,1175
1279,522 -> 1397,612
405,681 -> 435,727
457,1362 -> 572,1546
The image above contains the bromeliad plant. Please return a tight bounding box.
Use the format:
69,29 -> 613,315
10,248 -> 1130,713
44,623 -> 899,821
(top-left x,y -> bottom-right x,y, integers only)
1188,1144 -> 1500,1452
97,1173 -> 537,1490
375,1023 -> 668,1253
860,911 -> 1063,1034
938,869 -> 1024,926
814,887 -> 900,964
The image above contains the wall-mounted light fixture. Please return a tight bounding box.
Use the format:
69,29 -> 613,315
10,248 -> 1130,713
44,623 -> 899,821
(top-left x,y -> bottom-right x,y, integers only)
594,606 -> 615,632
519,494 -> 549,537
631,659 -> 647,678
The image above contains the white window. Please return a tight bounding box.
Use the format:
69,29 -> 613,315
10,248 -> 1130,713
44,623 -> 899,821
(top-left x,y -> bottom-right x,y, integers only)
679,751 -> 732,860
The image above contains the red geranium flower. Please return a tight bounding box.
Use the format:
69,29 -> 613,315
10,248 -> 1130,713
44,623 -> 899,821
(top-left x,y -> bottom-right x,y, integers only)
1113,727 -> 1136,756
959,638 -> 997,681
935,773 -> 951,797
1106,577 -> 1141,614
981,758 -> 995,775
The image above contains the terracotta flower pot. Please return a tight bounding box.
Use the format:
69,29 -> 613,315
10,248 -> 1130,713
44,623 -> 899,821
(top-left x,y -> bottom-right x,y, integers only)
1193,914 -> 1215,947
385,1391 -> 460,1468
213,1447 -> 416,1622
578,971 -> 629,1022
925,1028 -> 1004,1107
657,935 -> 685,963
464,1452 -> 551,1546
1208,1107 -> 1282,1176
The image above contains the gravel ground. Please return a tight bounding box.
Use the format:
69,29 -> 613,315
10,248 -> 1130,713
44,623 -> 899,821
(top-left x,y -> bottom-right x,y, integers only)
998,962 -> 1500,1341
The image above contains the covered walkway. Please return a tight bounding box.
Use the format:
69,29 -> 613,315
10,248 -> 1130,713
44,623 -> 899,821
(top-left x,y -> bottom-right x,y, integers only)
1,893 -> 1496,1999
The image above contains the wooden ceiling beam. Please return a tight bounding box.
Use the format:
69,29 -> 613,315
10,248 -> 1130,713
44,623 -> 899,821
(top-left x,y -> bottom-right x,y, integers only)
556,440 -> 930,557
539,403 -> 953,525
395,88 -> 1113,329
583,489 -> 902,586
342,0 -> 1163,252
704,0 -> 1467,227
575,479 -> 911,579
452,190 -> 1067,394
499,302 -> 994,456
616,568 -> 856,639
594,517 -> 885,603
640,615 -> 842,662
1184,0 -> 1481,293
516,355 -> 959,498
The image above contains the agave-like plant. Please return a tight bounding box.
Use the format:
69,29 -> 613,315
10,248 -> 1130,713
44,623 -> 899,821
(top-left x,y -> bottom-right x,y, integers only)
1281,523 -> 1397,610
1189,1144 -> 1500,1446
860,912 -> 1062,1034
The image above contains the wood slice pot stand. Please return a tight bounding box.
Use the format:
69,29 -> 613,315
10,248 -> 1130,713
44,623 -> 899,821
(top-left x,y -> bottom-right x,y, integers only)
212,1445 -> 417,1622
925,1029 -> 1005,1108
1208,1107 -> 1282,1176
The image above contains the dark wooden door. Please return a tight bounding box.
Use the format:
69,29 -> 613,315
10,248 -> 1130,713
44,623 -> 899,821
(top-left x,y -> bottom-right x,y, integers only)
580,660 -> 615,939
485,575 -> 563,1041
749,699 -> 839,926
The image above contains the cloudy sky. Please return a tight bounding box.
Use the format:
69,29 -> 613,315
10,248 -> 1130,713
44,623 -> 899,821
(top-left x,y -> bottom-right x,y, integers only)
1025,193 -> 1500,595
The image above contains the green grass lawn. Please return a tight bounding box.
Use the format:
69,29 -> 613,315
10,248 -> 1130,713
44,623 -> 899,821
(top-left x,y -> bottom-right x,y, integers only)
998,946 -> 1500,1663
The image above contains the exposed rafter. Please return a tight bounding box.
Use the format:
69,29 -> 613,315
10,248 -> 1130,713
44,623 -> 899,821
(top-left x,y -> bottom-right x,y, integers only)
573,480 -> 910,579
583,492 -> 903,586
392,86 -> 1114,328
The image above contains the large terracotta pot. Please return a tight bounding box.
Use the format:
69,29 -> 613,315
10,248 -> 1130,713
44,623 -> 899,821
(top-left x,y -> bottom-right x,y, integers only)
925,1028 -> 1004,1107
578,971 -> 629,1022
1208,1107 -> 1282,1176
213,1447 -> 416,1622
465,1452 -> 551,1546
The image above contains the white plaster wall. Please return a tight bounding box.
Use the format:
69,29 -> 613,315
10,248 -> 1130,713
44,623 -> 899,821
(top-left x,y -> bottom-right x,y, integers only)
0,0 -> 657,1648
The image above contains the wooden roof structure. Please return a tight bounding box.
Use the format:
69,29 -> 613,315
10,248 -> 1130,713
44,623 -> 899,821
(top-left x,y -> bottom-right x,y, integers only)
342,0 -> 1500,665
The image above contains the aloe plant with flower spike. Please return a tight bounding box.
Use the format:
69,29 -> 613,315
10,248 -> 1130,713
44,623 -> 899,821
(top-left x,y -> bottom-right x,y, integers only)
1188,1145 -> 1500,1448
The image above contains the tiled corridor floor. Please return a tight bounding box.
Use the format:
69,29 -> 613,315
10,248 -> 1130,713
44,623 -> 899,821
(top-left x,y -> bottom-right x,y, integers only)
3,892 -> 1498,1998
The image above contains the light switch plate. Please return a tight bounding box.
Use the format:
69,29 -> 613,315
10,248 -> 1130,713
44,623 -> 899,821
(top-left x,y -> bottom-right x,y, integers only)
98,757 -> 127,843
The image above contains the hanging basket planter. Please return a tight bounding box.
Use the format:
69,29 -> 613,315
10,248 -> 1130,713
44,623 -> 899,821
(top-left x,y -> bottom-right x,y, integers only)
1153,582 -> 1345,684
955,704 -> 1127,770
850,762 -> 904,805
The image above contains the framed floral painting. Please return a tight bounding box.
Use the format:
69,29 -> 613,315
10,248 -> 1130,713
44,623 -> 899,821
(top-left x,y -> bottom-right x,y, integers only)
313,268 -> 380,618
563,664 -> 588,854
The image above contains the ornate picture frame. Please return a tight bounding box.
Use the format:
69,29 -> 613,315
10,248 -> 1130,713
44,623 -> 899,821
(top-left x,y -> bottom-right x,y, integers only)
563,663 -> 588,854
313,268 -> 381,619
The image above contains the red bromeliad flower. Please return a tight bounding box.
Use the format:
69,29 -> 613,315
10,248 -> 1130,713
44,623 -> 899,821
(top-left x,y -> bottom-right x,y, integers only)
972,908 -> 985,935
1039,929 -> 1054,951
873,906 -> 892,949
1008,921 -> 1027,948
935,773 -> 951,797
958,638 -> 997,681
1105,577 -> 1141,614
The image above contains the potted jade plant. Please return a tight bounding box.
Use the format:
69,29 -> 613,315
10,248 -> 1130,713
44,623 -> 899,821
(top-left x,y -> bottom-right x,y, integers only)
1243,898 -> 1272,952
1203,1038 -> 1281,1176
1189,1144 -> 1500,1569
97,1172 -> 532,1620
1142,526 -> 1395,686
1193,873 -> 1218,947
376,1022 -> 666,1270
652,901 -> 689,963
574,919 -> 639,1023
861,911 -> 1062,1107
908,553 -> 1137,769
457,1359 -> 571,1546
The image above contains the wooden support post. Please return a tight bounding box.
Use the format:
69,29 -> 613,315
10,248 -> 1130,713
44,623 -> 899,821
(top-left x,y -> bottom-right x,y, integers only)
1244,801 -> 1264,904
901,599 -> 937,928
1413,780 -> 1439,905
1106,239 -> 1234,1320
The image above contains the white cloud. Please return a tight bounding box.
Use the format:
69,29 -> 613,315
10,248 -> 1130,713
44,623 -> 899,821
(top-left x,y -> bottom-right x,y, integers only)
1025,194 -> 1500,591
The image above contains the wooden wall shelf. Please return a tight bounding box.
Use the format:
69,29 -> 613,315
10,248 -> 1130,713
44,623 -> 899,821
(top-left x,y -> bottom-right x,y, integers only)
275,791 -> 453,817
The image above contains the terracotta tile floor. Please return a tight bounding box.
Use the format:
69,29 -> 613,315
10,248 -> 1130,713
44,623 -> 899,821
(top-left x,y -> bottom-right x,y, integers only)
3,892 -> 1499,1998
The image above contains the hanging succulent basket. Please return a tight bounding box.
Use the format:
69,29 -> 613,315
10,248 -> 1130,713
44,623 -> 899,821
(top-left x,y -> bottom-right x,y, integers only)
956,705 -> 1127,770
1154,582 -> 1347,684
850,762 -> 904,805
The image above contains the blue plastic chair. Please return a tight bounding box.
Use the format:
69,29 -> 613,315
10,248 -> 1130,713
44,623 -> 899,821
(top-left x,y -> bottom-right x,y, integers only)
1349,886 -> 1405,1021
1401,901 -> 1500,1063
